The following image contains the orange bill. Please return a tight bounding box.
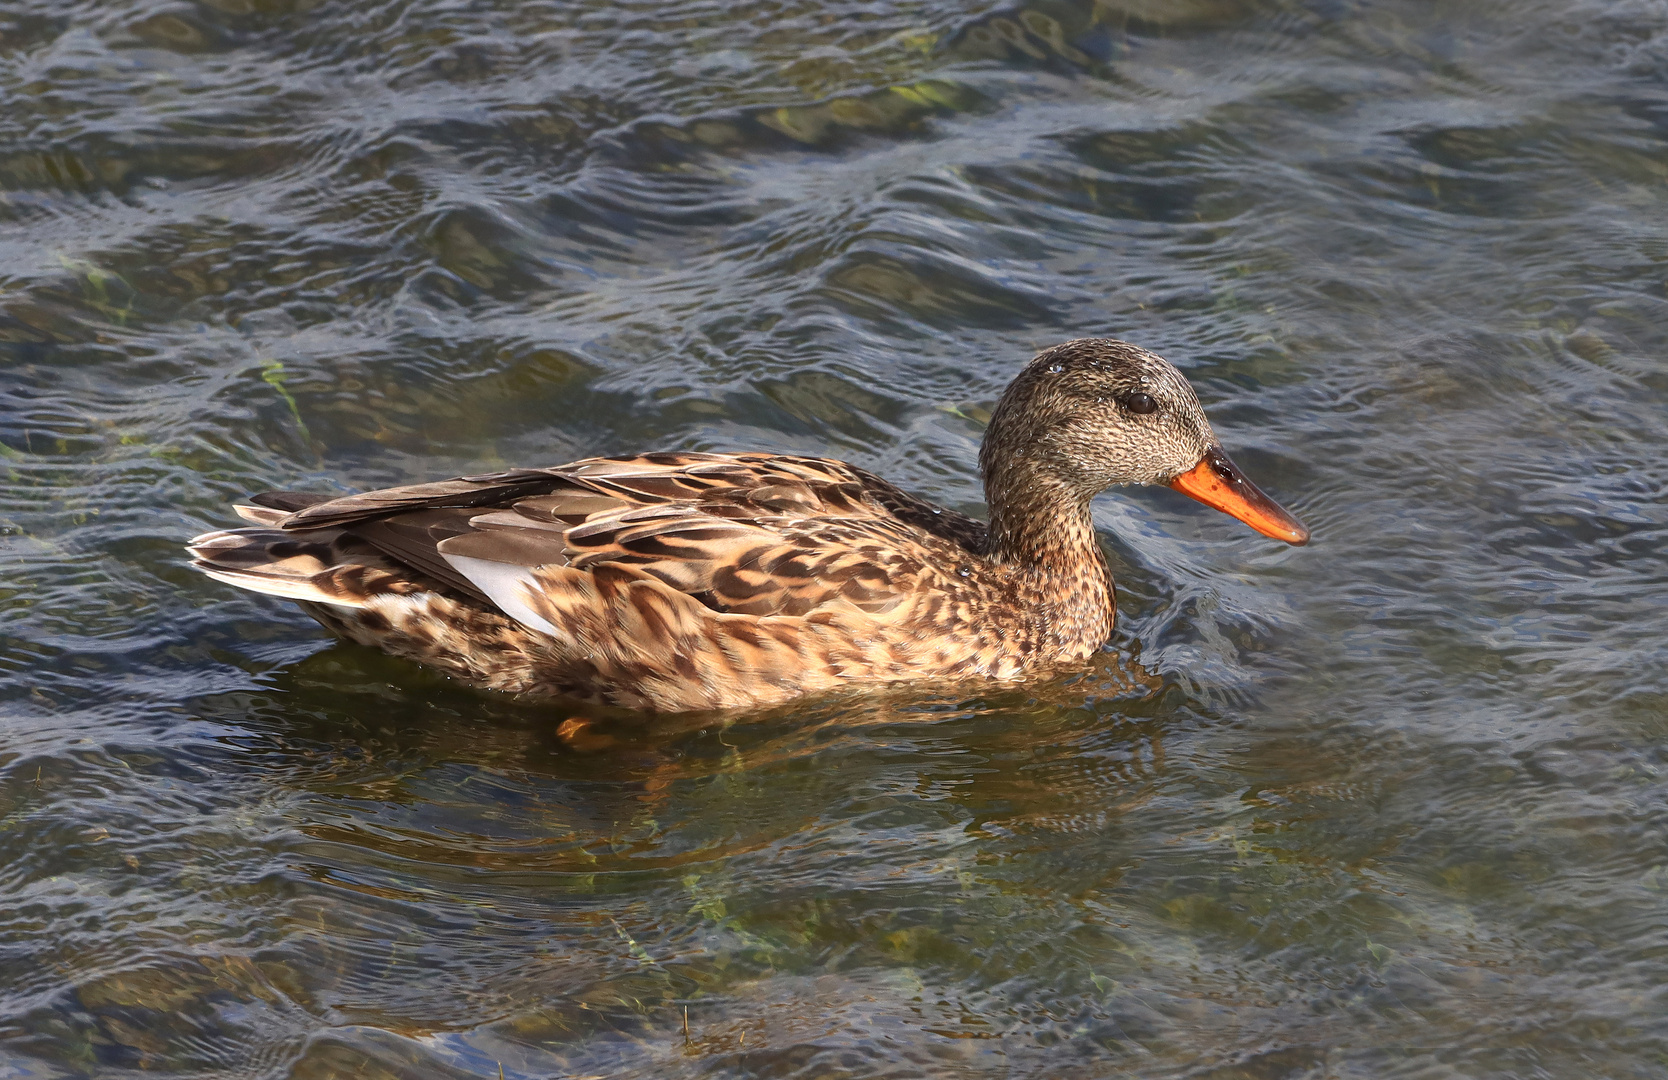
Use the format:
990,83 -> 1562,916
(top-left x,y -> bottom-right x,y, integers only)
1168,447 -> 1309,545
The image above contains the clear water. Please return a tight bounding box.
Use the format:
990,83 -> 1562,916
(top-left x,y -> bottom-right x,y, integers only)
4,0 -> 1668,1076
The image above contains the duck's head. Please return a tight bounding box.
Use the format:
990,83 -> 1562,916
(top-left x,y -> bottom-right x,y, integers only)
980,338 -> 1309,545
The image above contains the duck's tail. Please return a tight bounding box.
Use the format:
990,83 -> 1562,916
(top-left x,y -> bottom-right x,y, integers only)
186,492 -> 425,608
188,493 -> 574,698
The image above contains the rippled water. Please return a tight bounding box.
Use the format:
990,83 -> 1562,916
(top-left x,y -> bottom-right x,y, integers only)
4,0 -> 1668,1075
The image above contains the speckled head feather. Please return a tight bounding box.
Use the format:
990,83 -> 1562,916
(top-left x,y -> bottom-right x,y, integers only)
980,338 -> 1217,498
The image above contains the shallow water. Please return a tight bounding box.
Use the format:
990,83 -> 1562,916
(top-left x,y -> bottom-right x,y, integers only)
4,0 -> 1668,1075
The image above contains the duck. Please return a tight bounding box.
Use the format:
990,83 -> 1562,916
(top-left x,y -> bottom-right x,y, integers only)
187,338 -> 1307,712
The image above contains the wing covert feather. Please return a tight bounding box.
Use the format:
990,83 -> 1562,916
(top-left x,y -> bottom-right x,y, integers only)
271,452 -> 981,634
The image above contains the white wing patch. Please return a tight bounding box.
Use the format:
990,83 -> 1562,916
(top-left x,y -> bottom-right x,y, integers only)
440,552 -> 562,639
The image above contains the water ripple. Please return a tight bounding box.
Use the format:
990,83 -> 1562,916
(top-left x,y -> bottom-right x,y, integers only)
5,0 -> 1668,1075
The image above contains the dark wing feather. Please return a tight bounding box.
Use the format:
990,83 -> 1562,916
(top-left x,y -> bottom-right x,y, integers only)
345,509 -> 492,600
280,470 -> 583,530
268,452 -> 982,629
251,491 -> 332,512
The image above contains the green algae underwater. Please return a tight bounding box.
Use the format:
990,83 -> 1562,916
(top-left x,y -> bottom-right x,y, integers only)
3,0 -> 1668,1076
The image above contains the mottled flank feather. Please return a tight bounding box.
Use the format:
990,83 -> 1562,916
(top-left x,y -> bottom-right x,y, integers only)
187,339 -> 1307,711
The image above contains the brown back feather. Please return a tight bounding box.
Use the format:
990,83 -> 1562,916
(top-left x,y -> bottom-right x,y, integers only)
274,453 -> 983,623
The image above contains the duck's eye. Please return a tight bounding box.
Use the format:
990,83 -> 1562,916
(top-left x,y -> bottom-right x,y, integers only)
1124,392 -> 1158,415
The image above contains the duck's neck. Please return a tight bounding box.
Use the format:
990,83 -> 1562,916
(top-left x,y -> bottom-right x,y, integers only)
985,471 -> 1094,567
982,465 -> 1115,654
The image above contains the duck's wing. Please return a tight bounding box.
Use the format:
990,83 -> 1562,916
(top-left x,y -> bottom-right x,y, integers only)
250,452 -> 986,625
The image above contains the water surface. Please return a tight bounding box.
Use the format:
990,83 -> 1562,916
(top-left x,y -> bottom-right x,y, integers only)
4,0 -> 1668,1076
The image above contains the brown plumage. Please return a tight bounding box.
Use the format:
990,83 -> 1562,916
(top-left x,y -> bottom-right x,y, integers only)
187,339 -> 1308,712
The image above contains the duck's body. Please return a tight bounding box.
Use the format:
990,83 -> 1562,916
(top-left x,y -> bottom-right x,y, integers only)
188,339 -> 1307,712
